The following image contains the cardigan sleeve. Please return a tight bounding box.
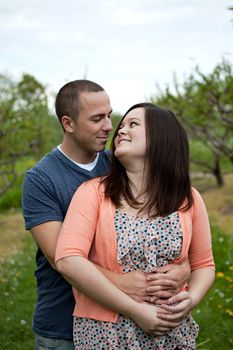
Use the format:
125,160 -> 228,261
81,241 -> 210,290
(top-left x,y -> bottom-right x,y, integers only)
188,188 -> 215,271
55,179 -> 101,262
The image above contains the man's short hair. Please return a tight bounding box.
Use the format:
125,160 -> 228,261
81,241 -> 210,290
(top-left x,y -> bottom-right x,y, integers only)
55,80 -> 104,124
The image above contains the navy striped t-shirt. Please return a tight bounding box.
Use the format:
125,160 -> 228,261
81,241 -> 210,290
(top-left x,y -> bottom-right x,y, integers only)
22,147 -> 111,339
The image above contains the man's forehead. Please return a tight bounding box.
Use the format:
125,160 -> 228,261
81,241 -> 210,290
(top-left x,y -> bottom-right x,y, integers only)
80,91 -> 108,103
79,91 -> 111,111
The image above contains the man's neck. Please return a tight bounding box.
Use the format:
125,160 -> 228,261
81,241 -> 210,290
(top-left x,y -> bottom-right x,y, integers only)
60,140 -> 97,164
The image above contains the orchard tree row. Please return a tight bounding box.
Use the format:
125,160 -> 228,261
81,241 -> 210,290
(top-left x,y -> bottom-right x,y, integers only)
0,59 -> 232,197
151,58 -> 233,186
0,74 -> 62,196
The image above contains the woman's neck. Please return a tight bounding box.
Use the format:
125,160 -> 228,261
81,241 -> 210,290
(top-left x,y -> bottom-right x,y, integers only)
125,168 -> 146,198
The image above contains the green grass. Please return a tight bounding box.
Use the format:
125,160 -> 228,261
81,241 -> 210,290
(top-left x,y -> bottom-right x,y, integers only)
0,224 -> 232,349
0,235 -> 36,350
192,224 -> 233,349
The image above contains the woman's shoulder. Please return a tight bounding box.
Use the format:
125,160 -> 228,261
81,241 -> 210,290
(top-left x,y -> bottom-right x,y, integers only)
191,186 -> 204,203
78,177 -> 105,195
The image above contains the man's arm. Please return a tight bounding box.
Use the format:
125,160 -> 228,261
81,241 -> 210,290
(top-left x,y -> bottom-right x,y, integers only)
56,255 -> 180,336
31,219 -> 190,304
30,221 -> 62,270
31,221 -> 154,302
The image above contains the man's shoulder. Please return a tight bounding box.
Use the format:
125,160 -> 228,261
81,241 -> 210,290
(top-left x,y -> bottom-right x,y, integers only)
23,148 -> 65,191
30,148 -> 59,170
97,150 -> 111,168
26,148 -> 66,178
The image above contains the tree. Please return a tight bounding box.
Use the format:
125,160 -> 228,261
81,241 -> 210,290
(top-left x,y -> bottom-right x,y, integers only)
151,59 -> 233,186
0,73 -> 60,196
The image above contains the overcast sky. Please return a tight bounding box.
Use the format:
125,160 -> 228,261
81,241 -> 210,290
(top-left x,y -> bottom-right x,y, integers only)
0,0 -> 232,113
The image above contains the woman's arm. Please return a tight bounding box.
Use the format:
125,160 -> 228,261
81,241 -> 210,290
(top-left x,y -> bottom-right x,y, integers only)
56,255 -> 180,335
186,268 -> 215,311
156,189 -> 215,321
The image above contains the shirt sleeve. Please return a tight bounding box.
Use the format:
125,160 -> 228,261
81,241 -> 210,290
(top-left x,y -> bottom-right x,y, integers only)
22,171 -> 64,229
189,188 -> 215,271
55,180 -> 100,262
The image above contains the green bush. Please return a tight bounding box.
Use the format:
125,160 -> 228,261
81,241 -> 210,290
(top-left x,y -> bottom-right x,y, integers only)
0,158 -> 36,211
0,176 -> 23,211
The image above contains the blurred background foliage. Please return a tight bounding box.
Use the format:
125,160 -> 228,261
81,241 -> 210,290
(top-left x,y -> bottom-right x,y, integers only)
0,58 -> 232,211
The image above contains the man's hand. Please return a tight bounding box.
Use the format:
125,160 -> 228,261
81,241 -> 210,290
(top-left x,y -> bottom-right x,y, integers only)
112,259 -> 190,303
148,259 -> 190,303
99,259 -> 190,304
115,270 -> 151,303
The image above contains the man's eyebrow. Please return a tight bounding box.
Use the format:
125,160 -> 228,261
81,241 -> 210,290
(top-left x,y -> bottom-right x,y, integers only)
90,109 -> 113,118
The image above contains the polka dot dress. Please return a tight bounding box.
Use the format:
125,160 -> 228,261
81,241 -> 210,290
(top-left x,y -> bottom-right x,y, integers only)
73,210 -> 199,349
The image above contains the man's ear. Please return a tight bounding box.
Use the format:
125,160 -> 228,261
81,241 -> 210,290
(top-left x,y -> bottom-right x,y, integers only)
61,116 -> 75,133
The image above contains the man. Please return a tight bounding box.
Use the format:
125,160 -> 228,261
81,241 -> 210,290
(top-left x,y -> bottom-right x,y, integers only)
22,80 -> 189,350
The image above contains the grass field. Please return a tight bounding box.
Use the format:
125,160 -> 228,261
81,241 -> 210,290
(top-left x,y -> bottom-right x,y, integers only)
0,234 -> 36,349
0,175 -> 233,349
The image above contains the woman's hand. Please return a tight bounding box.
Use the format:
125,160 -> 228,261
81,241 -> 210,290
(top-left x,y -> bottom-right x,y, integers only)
156,291 -> 192,323
130,302 -> 181,336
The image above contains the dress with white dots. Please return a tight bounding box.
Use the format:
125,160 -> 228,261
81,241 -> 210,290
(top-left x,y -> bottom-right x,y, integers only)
73,210 -> 199,349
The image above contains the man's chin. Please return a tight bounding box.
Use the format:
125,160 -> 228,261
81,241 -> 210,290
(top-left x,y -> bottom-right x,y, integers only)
96,143 -> 107,152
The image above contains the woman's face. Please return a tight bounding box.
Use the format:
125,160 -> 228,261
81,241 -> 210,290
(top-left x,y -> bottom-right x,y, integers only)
114,107 -> 147,163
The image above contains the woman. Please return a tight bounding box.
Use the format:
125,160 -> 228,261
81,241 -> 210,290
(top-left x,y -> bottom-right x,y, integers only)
55,103 -> 215,349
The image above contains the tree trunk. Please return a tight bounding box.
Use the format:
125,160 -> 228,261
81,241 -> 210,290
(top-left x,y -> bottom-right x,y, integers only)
212,157 -> 224,186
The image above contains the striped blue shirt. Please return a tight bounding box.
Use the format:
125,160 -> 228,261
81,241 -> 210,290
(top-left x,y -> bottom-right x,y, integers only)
22,147 -> 111,339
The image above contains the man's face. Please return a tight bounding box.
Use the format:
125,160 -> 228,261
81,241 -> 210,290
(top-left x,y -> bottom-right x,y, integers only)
71,91 -> 113,157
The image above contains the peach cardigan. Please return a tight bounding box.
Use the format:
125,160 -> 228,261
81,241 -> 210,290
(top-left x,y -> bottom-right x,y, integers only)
55,178 -> 215,323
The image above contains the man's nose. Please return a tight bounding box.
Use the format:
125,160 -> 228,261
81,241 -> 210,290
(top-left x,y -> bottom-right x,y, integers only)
103,117 -> 113,131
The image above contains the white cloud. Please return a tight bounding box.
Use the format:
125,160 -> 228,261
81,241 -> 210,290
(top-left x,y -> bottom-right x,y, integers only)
0,0 -> 232,113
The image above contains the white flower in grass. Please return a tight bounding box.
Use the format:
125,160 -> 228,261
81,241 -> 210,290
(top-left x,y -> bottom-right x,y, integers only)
20,319 -> 26,326
226,298 -> 232,303
218,291 -> 225,298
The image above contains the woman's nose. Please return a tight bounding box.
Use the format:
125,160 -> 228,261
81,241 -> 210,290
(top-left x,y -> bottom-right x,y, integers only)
118,126 -> 127,135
